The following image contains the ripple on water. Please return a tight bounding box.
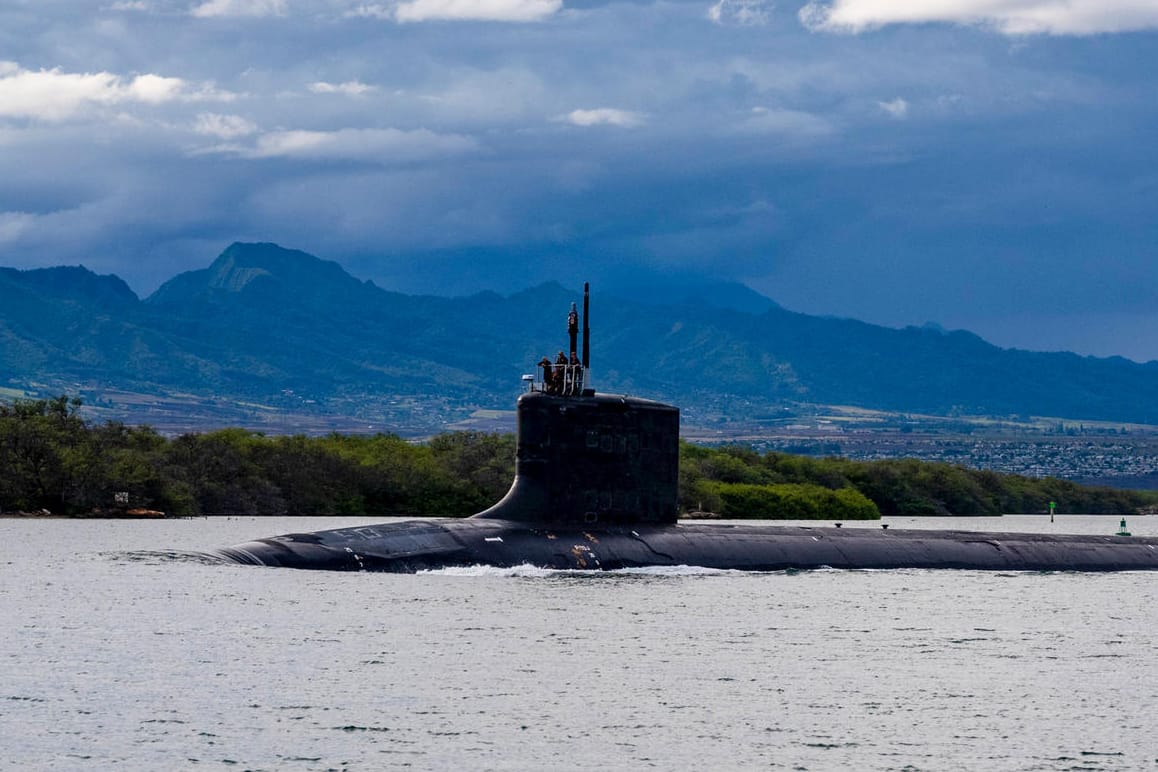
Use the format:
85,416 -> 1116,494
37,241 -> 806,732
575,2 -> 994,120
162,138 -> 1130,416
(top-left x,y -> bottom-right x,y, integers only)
106,549 -> 229,566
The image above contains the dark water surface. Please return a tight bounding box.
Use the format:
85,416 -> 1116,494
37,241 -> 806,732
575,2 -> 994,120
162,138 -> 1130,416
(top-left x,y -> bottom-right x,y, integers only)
3,516 -> 1157,770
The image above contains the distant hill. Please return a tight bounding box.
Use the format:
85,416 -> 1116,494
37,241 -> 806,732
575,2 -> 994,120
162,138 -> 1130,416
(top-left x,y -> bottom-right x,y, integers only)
607,279 -> 780,316
4,241 -> 1158,431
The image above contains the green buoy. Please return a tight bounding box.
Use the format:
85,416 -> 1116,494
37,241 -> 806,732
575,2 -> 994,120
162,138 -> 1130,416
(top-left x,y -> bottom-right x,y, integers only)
1116,517 -> 1131,537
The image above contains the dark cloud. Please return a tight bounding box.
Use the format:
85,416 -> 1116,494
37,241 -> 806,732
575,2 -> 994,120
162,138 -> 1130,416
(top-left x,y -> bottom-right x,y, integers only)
0,1 -> 1156,358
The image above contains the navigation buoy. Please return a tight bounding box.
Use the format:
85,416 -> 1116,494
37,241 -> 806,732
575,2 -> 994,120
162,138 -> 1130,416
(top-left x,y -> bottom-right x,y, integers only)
1117,517 -> 1131,537
1049,500 -> 1056,522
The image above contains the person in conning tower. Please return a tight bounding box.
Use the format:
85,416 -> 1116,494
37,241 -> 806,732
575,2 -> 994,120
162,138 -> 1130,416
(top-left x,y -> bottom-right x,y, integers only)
569,351 -> 582,395
555,351 -> 569,394
539,356 -> 556,394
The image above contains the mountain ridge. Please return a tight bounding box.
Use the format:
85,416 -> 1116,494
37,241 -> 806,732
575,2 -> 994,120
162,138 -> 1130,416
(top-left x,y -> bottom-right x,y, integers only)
4,241 -> 1158,431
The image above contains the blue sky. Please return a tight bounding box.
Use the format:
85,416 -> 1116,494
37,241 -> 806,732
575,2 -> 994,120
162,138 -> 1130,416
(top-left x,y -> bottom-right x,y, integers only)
2,0 -> 1156,359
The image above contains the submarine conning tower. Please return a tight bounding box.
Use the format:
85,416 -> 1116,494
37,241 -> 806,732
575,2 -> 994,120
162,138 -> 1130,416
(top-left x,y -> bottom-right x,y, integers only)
473,283 -> 681,526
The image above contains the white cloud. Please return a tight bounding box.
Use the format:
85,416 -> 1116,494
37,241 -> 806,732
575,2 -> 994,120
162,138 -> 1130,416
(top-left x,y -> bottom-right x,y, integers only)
561,108 -> 645,128
126,73 -> 187,103
415,67 -> 546,125
878,97 -> 908,118
708,0 -> 772,26
345,3 -> 394,18
221,127 -> 477,162
309,80 -> 377,96
799,0 -> 1158,35
394,0 -> 561,23
191,0 -> 286,18
194,112 -> 259,138
109,1 -> 149,10
0,63 -> 212,121
0,211 -> 37,244
737,106 -> 834,136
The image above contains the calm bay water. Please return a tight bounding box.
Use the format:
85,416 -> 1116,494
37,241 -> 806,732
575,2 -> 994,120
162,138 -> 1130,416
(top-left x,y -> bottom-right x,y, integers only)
3,515 -> 1158,770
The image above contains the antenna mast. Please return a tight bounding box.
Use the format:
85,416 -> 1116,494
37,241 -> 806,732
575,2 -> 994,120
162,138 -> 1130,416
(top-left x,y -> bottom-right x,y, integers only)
582,281 -> 590,371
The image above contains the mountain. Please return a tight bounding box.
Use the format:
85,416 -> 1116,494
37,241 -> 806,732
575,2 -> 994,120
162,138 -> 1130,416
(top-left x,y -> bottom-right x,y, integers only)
4,242 -> 1158,431
607,279 -> 779,316
0,264 -> 192,384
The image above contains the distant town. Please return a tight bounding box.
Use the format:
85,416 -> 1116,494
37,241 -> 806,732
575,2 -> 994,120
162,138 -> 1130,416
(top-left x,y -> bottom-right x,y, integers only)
681,404 -> 1158,489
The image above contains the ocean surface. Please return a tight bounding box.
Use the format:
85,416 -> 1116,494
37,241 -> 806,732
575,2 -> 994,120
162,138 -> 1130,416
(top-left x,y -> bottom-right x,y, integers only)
3,515 -> 1157,771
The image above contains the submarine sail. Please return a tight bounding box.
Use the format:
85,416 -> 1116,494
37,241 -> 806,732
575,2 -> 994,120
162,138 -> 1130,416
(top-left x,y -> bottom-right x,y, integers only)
215,285 -> 1158,573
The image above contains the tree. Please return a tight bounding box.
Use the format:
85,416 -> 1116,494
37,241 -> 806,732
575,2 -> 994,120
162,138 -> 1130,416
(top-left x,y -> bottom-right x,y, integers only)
0,396 -> 85,512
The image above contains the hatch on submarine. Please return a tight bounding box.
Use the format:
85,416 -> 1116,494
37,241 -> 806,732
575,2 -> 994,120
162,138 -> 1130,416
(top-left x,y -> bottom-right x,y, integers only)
215,284 -> 1158,572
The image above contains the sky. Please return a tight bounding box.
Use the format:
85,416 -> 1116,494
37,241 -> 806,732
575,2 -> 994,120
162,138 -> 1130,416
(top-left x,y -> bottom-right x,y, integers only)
2,0 -> 1157,360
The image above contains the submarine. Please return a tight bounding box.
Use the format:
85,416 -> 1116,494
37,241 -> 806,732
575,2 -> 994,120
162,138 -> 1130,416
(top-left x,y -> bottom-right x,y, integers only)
217,284 -> 1158,573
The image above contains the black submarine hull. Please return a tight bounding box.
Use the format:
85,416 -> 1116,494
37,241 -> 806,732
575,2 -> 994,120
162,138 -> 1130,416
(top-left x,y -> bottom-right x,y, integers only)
216,518 -> 1158,572
214,286 -> 1158,573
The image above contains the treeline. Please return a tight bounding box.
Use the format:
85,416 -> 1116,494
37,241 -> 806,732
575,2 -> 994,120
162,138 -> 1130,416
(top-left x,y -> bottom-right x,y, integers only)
0,397 -> 514,517
680,444 -> 1158,518
2,397 -> 1156,518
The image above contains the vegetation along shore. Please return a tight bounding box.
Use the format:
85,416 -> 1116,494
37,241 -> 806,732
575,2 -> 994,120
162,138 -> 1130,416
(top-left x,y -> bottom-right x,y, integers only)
2,397 -> 1155,519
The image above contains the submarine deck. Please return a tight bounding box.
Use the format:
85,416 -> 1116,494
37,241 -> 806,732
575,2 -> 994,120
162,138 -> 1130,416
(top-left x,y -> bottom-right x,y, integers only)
216,519 -> 1158,573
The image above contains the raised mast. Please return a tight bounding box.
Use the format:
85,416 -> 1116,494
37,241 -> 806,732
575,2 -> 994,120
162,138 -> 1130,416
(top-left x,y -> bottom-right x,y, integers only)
582,281 -> 590,373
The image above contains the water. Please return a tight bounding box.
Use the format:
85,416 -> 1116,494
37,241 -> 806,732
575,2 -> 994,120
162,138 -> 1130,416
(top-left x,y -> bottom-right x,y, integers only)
3,516 -> 1158,770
